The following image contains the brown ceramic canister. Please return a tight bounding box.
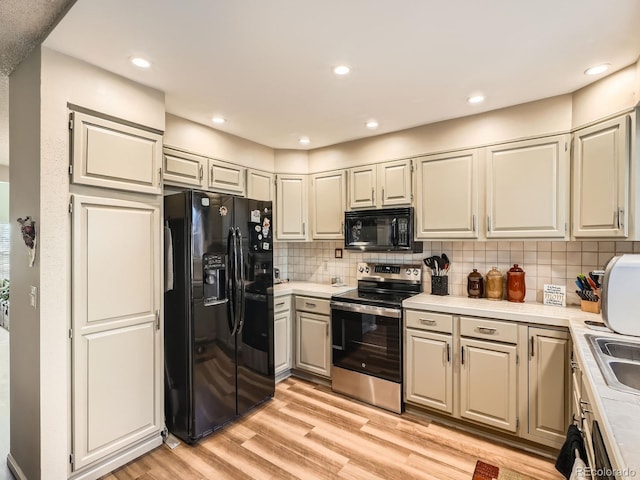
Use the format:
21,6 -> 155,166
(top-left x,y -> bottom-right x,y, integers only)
485,267 -> 503,300
467,269 -> 484,298
507,264 -> 526,303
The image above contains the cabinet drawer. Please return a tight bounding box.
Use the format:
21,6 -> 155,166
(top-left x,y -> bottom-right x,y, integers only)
295,296 -> 330,315
274,296 -> 291,313
405,310 -> 453,334
460,316 -> 518,344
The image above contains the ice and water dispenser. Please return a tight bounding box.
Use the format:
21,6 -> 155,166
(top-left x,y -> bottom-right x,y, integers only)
203,254 -> 226,306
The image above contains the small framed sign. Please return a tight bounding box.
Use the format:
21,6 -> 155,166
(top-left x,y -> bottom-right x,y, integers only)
543,284 -> 566,307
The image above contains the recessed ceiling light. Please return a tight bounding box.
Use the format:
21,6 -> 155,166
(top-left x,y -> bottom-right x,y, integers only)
467,95 -> 485,105
333,65 -> 351,75
584,64 -> 610,76
365,120 -> 379,129
130,56 -> 151,69
211,117 -> 226,124
299,136 -> 311,145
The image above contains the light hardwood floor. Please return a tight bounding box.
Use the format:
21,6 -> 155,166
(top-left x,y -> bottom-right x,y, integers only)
102,377 -> 563,480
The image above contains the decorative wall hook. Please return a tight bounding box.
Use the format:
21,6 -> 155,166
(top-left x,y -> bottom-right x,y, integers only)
17,216 -> 37,267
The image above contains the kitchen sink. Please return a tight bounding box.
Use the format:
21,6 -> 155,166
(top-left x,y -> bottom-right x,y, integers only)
585,334 -> 640,395
609,362 -> 640,390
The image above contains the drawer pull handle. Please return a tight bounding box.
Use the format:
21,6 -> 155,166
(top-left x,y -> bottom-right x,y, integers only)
305,302 -> 316,308
275,302 -> 285,307
420,318 -> 437,325
478,327 -> 497,334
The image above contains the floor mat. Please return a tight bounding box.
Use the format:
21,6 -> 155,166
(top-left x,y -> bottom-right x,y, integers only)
472,460 -> 524,480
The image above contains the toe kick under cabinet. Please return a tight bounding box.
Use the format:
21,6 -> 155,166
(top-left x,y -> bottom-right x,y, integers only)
404,309 -> 570,448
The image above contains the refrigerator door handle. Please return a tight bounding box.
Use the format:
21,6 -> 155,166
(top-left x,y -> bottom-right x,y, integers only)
227,227 -> 237,335
236,227 -> 246,335
233,226 -> 242,335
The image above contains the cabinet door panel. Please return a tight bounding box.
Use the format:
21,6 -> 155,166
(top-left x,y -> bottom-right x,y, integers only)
276,175 -> 308,240
405,330 -> 453,413
486,135 -> 568,238
349,166 -> 376,209
573,115 -> 629,237
527,328 -> 569,445
71,111 -> 162,194
379,159 -> 411,207
247,169 -> 274,201
163,148 -> 204,187
311,170 -> 346,239
274,310 -> 291,375
416,151 -> 478,238
71,195 -> 162,470
460,338 -> 517,432
208,159 -> 246,195
295,312 -> 330,376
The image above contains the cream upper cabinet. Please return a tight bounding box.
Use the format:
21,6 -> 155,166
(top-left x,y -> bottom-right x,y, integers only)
349,165 -> 377,209
70,111 -> 162,195
275,174 -> 309,240
415,150 -> 479,239
485,135 -> 569,238
572,115 -> 630,238
310,170 -> 347,239
524,327 -> 570,447
246,169 -> 274,201
70,194 -> 162,470
349,159 -> 412,209
207,158 -> 246,196
162,147 -> 205,188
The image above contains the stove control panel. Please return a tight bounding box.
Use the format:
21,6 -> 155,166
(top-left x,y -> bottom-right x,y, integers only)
357,262 -> 422,282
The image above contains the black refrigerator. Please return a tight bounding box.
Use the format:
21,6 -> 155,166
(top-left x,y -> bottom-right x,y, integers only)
164,190 -> 275,443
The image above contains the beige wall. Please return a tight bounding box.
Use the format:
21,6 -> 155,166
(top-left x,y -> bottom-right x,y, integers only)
572,64 -> 639,128
164,113 -> 274,170
9,46 -> 42,480
0,165 -> 8,182
9,47 -> 166,479
274,149 -> 309,174
0,75 -> 8,166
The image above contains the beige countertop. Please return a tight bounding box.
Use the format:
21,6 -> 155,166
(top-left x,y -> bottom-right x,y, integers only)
273,281 -> 354,299
569,318 -> 640,476
402,293 -> 600,327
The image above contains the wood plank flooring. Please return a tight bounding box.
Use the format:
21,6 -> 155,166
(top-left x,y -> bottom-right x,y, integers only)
102,377 -> 563,480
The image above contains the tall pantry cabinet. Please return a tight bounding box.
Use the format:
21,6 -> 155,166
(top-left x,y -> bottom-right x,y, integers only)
68,111 -> 164,473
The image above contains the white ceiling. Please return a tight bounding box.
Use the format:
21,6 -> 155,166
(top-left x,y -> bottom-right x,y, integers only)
43,0 -> 640,150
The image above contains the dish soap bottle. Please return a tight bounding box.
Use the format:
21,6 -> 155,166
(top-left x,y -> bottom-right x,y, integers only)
507,264 -> 526,303
485,267 -> 503,301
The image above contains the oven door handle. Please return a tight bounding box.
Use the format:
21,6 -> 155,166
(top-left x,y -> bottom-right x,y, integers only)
330,301 -> 401,319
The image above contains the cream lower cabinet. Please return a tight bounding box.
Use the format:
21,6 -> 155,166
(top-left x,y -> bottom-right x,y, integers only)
523,327 -> 570,446
572,114 -> 630,238
459,337 -> 518,433
294,296 -> 331,377
70,194 -> 163,471
274,295 -> 292,377
405,329 -> 453,413
485,135 -> 569,238
310,170 -> 346,239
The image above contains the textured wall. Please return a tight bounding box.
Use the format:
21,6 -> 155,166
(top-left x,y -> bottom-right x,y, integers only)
0,75 -> 8,166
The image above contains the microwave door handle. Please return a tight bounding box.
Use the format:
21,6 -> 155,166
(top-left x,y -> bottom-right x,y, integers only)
391,218 -> 399,246
227,228 -> 237,335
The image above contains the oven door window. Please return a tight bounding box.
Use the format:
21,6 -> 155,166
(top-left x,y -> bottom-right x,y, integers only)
332,308 -> 401,383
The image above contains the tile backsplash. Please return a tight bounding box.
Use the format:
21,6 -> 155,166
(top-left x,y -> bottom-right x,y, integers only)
274,240 -> 640,306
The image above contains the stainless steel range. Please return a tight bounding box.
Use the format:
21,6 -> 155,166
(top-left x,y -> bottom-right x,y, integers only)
330,262 -> 422,413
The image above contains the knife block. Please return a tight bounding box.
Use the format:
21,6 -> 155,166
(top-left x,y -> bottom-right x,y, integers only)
580,299 -> 601,314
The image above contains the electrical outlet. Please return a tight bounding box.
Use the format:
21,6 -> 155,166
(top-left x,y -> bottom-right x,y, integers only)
323,260 -> 329,272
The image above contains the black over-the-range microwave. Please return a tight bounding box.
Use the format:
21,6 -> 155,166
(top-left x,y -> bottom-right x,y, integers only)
344,207 -> 422,252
